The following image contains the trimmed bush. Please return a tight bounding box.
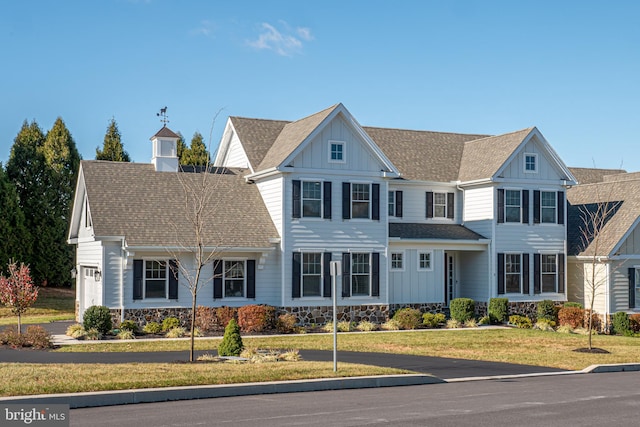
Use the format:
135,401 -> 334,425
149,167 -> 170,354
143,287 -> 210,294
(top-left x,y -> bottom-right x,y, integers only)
423,312 -> 446,328
216,306 -> 237,329
119,320 -> 138,333
276,313 -> 297,333
218,318 -> 243,357
563,301 -> 583,309
488,298 -> 509,324
195,306 -> 218,332
83,305 -> 113,334
558,307 -> 584,328
392,308 -> 422,330
337,321 -> 354,332
165,327 -> 186,338
380,319 -> 400,330
142,322 -> 162,334
356,320 -> 377,332
509,314 -> 532,329
449,298 -> 475,323
612,311 -> 630,335
237,305 -> 275,333
537,300 -> 556,323
161,316 -> 180,332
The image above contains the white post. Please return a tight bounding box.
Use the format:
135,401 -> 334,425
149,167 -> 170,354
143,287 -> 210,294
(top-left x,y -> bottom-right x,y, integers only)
330,260 -> 341,372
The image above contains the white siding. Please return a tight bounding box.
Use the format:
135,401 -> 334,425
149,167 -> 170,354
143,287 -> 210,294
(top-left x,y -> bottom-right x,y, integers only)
220,132 -> 251,169
103,243 -> 123,308
388,248 -> 444,304
458,251 -> 490,301
75,240 -> 104,319
617,223 -> 640,255
610,260 -> 637,313
389,184 -> 459,224
255,176 -> 283,237
463,186 -> 494,222
500,138 -> 565,181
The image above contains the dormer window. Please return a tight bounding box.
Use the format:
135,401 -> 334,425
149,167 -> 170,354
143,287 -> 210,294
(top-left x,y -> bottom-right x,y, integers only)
524,153 -> 537,173
329,141 -> 345,163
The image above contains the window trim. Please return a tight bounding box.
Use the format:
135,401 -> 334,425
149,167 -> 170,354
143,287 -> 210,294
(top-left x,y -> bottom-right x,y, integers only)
301,180 -> 323,219
328,140 -> 346,163
143,259 -> 169,299
540,190 -> 557,224
540,253 -> 558,293
351,252 -> 371,297
418,251 -> 433,271
390,251 -> 404,271
524,153 -> 538,173
351,182 -> 371,220
222,259 -> 247,299
433,192 -> 448,219
301,252 -> 324,298
388,191 -> 396,218
504,253 -> 522,294
504,189 -> 522,223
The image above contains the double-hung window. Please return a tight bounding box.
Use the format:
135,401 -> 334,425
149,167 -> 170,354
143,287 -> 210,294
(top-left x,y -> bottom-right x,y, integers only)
505,190 -> 521,223
224,260 -> 245,298
540,191 -> 557,224
505,254 -> 521,293
145,260 -> 168,298
541,254 -> 557,293
302,253 -> 322,297
351,253 -> 371,296
351,183 -> 370,219
388,191 -> 396,217
433,192 -> 447,218
302,181 -> 322,218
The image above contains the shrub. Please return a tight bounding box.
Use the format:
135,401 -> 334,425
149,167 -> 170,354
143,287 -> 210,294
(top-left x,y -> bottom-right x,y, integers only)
119,320 -> 138,333
337,321 -> 354,332
166,327 -> 186,338
612,311 -> 630,335
218,318 -> 243,356
564,301 -> 583,309
534,319 -> 556,332
276,313 -> 298,333
85,328 -> 103,340
216,307 -> 238,329
558,307 -> 584,328
509,315 -> 532,329
237,305 -> 275,333
392,308 -> 422,330
83,305 -> 113,334
464,318 -> 478,328
142,322 -> 162,334
322,321 -> 335,333
195,306 -> 218,332
556,325 -> 574,334
356,320 -> 377,332
488,298 -> 509,324
117,329 -> 135,340
478,315 -> 491,325
162,316 -> 181,332
537,300 -> 557,323
0,326 -> 25,347
446,319 -> 461,329
24,325 -> 53,349
190,327 -> 204,337
380,319 -> 400,331
449,298 -> 475,323
629,314 -> 640,333
423,312 -> 446,328
66,323 -> 86,339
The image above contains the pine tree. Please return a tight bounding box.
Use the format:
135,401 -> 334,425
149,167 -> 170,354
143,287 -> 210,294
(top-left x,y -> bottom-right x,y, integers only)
0,164 -> 27,269
96,118 -> 130,162
176,132 -> 187,163
180,132 -> 210,166
218,318 -> 244,356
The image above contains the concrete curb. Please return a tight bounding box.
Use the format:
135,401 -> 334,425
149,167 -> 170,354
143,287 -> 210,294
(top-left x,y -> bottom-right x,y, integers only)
582,363 -> 640,373
0,375 -> 444,409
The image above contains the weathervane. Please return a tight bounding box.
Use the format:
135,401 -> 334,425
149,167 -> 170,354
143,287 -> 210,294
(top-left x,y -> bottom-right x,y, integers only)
157,106 -> 169,125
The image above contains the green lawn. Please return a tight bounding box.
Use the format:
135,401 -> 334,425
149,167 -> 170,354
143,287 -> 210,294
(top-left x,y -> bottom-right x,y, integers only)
0,287 -> 75,326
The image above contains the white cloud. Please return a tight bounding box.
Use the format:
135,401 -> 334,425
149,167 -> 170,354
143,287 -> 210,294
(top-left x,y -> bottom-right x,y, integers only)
190,20 -> 215,37
247,22 -> 313,56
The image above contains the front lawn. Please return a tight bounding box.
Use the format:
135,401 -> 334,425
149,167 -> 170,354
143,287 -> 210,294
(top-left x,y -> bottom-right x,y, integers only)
0,287 -> 75,325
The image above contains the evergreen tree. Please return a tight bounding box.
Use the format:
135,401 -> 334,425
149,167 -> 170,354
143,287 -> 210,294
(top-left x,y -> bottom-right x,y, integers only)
218,318 -> 244,356
0,164 -> 27,269
176,132 -> 187,163
180,132 -> 210,166
96,118 -> 130,162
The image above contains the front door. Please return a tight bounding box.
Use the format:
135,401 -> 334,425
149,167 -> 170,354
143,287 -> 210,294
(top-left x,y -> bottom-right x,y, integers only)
81,266 -> 98,316
444,252 -> 455,306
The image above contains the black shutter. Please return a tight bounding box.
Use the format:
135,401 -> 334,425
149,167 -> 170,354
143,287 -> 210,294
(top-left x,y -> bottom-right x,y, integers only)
533,190 -> 541,224
497,253 -> 505,294
246,260 -> 256,299
629,268 -> 636,309
342,182 -> 351,219
557,191 -> 565,225
323,181 -> 332,219
372,253 -> 380,297
168,260 -> 178,299
558,254 -> 565,294
213,260 -> 223,299
372,183 -> 380,220
292,253 -> 301,299
323,252 -> 332,297
292,180 -> 301,219
447,192 -> 454,219
534,253 -> 541,294
522,253 -> 530,294
426,191 -> 434,218
133,259 -> 143,300
395,191 -> 403,217
497,189 -> 505,223
342,253 -> 351,297
522,190 -> 529,224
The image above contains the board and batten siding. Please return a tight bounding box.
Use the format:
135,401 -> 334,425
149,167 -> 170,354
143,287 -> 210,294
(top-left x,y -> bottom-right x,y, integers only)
255,175 -> 284,237
499,139 -> 565,181
457,251 -> 490,301
616,223 -> 640,255
388,247 -> 444,304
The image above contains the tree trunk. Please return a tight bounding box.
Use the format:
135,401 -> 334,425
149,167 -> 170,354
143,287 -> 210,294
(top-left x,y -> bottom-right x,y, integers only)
190,292 -> 197,362
18,313 -> 22,335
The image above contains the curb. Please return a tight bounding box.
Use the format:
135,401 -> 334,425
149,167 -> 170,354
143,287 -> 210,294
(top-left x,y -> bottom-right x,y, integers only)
0,375 -> 443,409
582,363 -> 640,373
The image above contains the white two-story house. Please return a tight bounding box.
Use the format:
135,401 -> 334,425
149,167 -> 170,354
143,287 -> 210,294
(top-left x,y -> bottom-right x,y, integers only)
68,103 -> 577,325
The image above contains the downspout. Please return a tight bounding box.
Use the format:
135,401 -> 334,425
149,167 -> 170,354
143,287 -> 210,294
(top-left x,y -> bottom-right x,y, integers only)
120,238 -> 126,323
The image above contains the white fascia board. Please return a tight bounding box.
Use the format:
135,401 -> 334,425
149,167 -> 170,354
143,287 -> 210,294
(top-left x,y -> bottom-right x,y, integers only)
276,167 -> 397,179
388,238 -> 490,250
456,178 -> 494,187
126,245 -> 276,253
245,167 -> 280,182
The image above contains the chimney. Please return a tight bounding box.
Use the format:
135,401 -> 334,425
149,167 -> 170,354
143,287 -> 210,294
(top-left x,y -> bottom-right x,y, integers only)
150,126 -> 180,172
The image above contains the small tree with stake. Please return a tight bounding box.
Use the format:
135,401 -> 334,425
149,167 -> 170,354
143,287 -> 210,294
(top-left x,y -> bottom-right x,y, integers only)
0,261 -> 38,334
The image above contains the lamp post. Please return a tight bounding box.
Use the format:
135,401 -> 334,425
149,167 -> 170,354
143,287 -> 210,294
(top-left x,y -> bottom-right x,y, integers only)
330,260 -> 341,372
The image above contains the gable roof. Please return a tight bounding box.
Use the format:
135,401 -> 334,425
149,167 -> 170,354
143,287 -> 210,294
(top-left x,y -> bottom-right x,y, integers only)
78,160 -> 278,249
567,175 -> 640,257
152,125 -> 180,139
568,167 -> 627,185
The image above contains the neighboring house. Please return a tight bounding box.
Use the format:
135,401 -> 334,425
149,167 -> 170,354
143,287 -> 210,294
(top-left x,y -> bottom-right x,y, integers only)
567,168 -> 640,326
68,103 -> 578,325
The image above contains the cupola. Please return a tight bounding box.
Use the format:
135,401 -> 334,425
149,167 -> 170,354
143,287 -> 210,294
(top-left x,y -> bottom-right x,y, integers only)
151,125 -> 180,172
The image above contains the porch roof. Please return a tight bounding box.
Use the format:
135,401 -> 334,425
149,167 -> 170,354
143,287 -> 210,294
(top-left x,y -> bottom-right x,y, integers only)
389,223 -> 487,241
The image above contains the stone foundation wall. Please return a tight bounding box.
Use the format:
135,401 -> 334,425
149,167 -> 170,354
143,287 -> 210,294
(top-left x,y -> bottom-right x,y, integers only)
389,303 -> 447,317
110,308 -> 193,328
279,305 -> 390,327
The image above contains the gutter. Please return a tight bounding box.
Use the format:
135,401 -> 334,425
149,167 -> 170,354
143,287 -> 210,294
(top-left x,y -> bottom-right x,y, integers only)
120,238 -> 126,323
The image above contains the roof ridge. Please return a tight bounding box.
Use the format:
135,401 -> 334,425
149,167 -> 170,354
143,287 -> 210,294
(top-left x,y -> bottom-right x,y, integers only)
463,126 -> 534,145
362,125 -> 490,138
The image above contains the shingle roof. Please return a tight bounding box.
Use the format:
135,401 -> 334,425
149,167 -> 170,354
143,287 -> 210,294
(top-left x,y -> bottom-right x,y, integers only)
152,126 -> 181,139
81,160 -> 278,248
389,223 -> 487,241
567,177 -> 640,256
229,117 -> 288,170
458,128 -> 534,182
568,167 -> 627,185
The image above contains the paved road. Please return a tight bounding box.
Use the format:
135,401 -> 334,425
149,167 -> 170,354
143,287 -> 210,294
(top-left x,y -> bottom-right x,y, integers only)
69,371 -> 640,427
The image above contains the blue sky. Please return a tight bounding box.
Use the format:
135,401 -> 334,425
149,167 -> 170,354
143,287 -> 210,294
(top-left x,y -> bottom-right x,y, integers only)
2,0 -> 639,172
